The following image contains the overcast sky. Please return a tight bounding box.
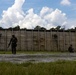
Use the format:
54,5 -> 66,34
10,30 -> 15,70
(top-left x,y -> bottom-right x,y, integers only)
0,0 -> 76,29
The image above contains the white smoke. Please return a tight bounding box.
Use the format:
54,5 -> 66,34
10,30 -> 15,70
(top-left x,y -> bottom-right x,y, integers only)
0,0 -> 68,29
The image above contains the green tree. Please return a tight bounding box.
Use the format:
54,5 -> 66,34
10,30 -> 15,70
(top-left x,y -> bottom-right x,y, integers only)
34,26 -> 41,30
55,26 -> 61,30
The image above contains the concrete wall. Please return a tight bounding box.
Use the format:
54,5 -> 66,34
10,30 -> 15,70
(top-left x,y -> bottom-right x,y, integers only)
0,29 -> 76,51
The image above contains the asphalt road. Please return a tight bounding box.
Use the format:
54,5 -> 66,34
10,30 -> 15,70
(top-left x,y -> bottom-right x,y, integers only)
0,53 -> 76,63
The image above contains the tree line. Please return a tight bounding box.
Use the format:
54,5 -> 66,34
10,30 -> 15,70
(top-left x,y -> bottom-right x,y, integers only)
0,25 -> 76,31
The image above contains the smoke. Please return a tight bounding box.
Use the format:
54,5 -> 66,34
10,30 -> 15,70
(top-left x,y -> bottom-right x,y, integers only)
0,0 -> 67,29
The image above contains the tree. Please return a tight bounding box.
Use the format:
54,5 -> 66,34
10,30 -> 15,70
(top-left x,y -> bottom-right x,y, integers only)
34,26 -> 41,30
50,27 -> 55,30
40,27 -> 46,30
13,25 -> 20,30
0,27 -> 3,30
55,26 -> 61,30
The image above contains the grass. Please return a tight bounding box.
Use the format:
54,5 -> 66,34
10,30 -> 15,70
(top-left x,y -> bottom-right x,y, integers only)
0,50 -> 67,54
0,60 -> 76,75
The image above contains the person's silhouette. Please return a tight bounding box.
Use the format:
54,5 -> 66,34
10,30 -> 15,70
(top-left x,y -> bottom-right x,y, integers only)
8,35 -> 18,54
68,44 -> 74,53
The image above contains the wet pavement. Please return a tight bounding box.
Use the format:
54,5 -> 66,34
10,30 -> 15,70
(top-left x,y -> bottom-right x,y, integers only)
0,53 -> 76,63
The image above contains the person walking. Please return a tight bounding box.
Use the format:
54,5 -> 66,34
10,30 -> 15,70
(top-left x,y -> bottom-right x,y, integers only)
8,35 -> 18,54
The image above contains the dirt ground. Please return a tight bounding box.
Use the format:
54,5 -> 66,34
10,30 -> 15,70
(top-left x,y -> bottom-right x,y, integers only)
0,53 -> 76,63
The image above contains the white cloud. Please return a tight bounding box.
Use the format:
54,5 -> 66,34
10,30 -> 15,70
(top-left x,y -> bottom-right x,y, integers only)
0,0 -> 25,28
66,19 -> 76,29
19,7 -> 67,29
0,0 -> 68,29
60,0 -> 71,6
42,8 -> 67,28
40,7 -> 53,17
